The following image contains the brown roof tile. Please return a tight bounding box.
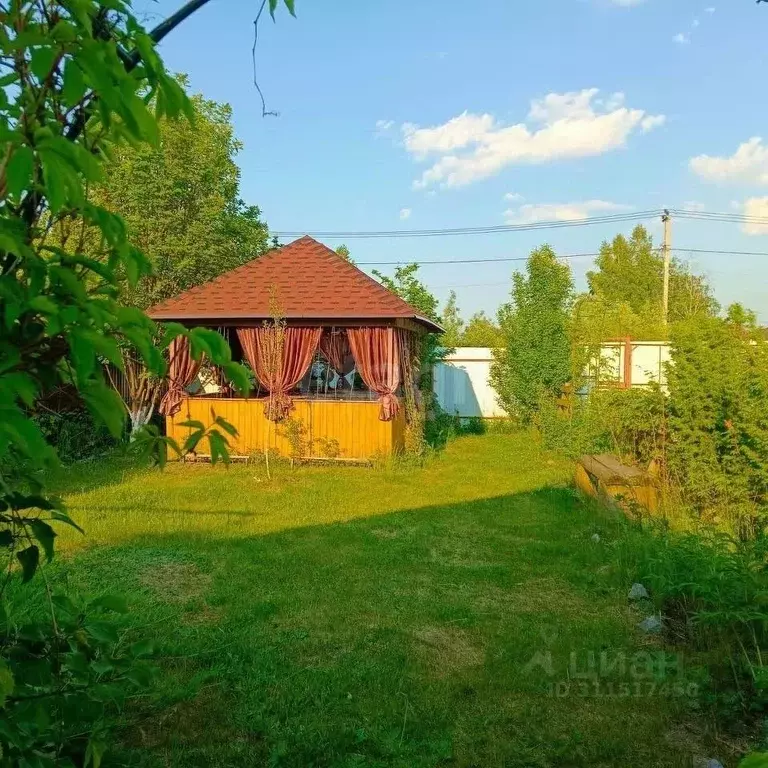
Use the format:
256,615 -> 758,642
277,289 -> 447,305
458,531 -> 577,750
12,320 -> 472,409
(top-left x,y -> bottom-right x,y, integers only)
146,236 -> 442,332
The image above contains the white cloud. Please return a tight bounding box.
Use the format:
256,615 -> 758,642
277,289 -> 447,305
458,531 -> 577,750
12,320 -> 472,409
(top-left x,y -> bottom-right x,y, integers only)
705,6 -> 715,13
503,199 -> 632,225
740,197 -> 768,235
375,119 -> 394,137
690,137 -> 768,185
673,32 -> 690,44
641,114 -> 666,133
682,200 -> 706,212
402,89 -> 664,189
608,0 -> 646,5
402,113 -> 495,157
399,207 -> 412,220
692,18 -> 700,27
504,192 -> 524,202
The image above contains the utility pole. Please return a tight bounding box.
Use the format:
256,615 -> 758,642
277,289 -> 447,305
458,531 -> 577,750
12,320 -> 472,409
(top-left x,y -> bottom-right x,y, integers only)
662,209 -> 671,329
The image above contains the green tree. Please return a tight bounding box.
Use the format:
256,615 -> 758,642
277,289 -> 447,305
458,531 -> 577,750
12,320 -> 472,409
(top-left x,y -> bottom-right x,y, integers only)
491,245 -> 574,421
461,311 -> 504,347
335,244 -> 354,263
373,263 -> 447,376
57,82 -> 270,310
440,291 -> 464,347
573,225 -> 717,342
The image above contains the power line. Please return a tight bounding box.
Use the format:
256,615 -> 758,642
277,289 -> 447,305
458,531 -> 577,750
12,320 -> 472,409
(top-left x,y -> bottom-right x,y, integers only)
356,251 -> 605,266
672,209 -> 768,225
272,207 -> 768,242
355,245 -> 768,267
672,247 -> 768,257
272,210 -> 661,240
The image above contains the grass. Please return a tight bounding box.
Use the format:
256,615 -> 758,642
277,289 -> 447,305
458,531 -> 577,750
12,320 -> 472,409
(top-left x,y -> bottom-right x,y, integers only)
12,432 -> 722,766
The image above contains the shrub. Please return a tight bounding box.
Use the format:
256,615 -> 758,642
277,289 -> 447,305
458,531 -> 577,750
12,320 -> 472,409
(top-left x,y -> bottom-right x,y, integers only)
666,310 -> 768,532
424,402 -> 492,449
617,521 -> 768,730
35,409 -> 117,464
538,386 -> 666,465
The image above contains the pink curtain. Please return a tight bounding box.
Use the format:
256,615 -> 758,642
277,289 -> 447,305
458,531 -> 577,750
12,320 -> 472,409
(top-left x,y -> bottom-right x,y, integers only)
237,326 -> 321,421
319,329 -> 353,375
159,337 -> 202,417
347,327 -> 402,421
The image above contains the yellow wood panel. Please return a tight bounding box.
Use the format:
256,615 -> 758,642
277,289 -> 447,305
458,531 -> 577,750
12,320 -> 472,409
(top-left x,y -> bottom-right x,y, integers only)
166,397 -> 400,460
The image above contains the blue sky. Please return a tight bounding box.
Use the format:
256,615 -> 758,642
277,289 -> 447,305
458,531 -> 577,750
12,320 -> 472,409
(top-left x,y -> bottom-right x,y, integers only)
138,0 -> 768,321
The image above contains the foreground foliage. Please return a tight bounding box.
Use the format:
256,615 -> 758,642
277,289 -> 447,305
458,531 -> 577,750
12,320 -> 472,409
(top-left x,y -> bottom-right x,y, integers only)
0,0 -> 294,762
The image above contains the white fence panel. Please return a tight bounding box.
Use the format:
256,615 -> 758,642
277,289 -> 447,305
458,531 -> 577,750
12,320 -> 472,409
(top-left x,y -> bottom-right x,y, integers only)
433,348 -> 507,418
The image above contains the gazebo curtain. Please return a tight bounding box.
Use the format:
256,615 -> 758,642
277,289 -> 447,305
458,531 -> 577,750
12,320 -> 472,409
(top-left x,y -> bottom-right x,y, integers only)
347,327 -> 403,421
237,326 -> 321,421
319,329 -> 353,376
159,336 -> 202,417
161,326 -> 408,424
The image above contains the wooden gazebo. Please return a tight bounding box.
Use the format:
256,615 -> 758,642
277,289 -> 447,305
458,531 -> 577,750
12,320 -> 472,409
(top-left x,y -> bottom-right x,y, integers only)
147,236 -> 442,460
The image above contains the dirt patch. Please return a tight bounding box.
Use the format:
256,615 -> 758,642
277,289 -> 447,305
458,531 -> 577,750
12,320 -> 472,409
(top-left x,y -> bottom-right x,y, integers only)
412,625 -> 484,676
182,603 -> 224,626
125,685 -> 237,751
139,561 -> 212,604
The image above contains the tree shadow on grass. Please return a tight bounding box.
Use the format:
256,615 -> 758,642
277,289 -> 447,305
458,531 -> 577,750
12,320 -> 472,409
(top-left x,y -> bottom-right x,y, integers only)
36,486 -> 713,768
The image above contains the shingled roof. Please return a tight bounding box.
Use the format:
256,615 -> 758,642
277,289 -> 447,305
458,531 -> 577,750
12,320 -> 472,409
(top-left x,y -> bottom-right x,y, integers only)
146,235 -> 443,333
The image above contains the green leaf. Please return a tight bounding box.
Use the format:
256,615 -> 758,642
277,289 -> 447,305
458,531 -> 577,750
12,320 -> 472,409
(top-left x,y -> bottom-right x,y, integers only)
130,638 -> 155,658
4,146 -> 34,198
52,593 -> 80,615
85,620 -> 119,645
67,329 -> 97,382
81,382 -> 126,438
0,659 -> 14,707
85,736 -> 106,768
208,430 -> 230,465
28,295 -> 58,315
39,150 -> 72,213
90,658 -> 115,676
16,545 -> 40,582
0,529 -> 13,548
269,0 -> 279,18
125,663 -> 154,687
223,362 -> 251,397
29,46 -> 58,81
284,0 -> 297,16
61,59 -> 87,107
162,323 -> 188,348
182,429 -> 204,455
51,509 -> 84,534
28,519 -> 56,563
214,415 -> 238,438
0,372 -> 39,407
179,419 -> 206,431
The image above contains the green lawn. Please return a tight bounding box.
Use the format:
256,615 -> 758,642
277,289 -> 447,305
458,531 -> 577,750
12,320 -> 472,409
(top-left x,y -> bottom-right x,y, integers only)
34,433 -> 713,766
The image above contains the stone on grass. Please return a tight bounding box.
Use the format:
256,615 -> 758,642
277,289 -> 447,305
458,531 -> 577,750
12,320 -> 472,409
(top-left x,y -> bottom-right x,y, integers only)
591,533 -> 601,543
628,583 -> 649,601
695,760 -> 724,768
638,615 -> 662,634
